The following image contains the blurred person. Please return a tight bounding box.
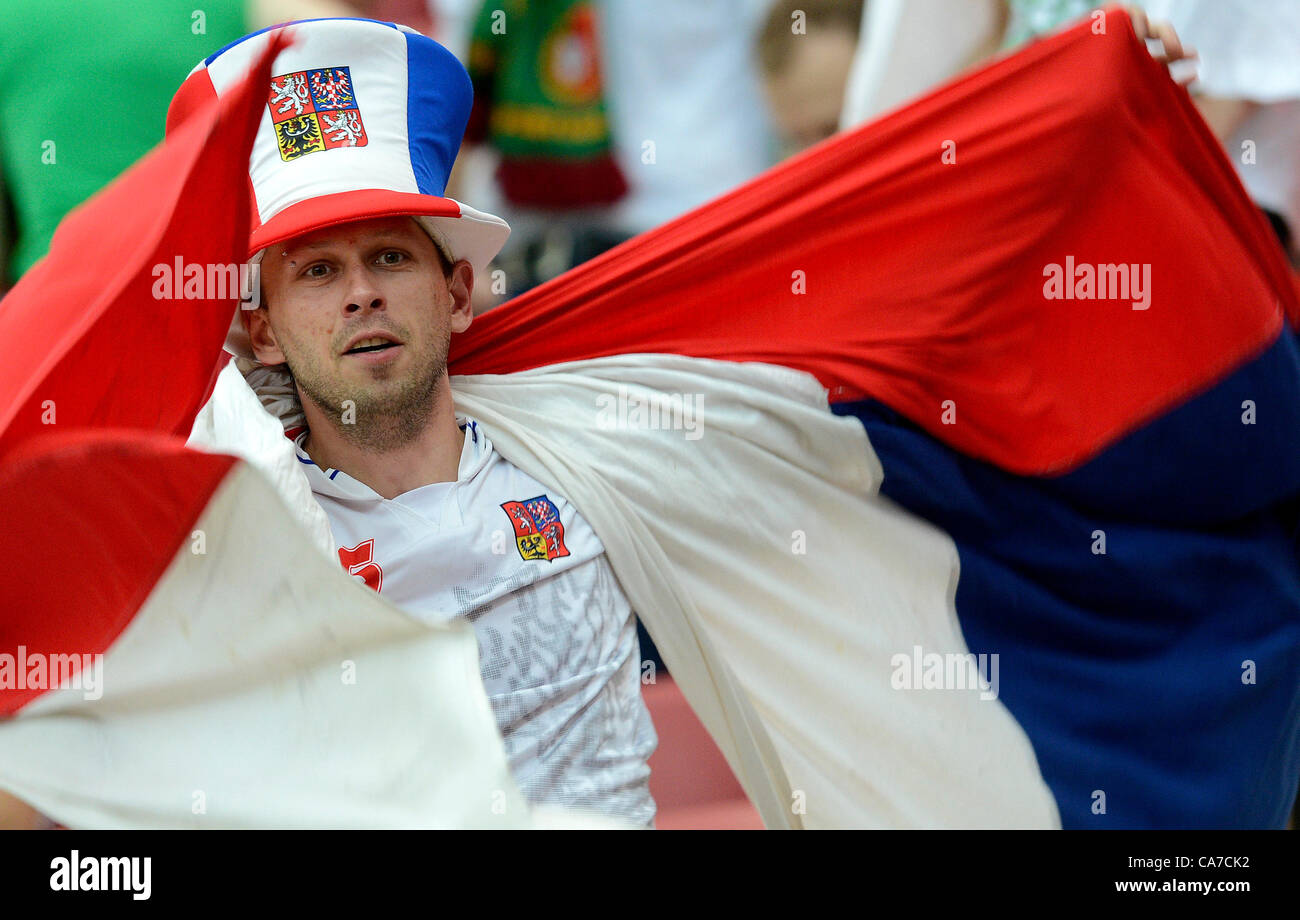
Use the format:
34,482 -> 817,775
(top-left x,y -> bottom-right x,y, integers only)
598,0 -> 776,235
0,0 -> 354,294
757,0 -> 864,155
836,0 -> 1006,129
457,0 -> 777,306
1000,5 -> 1195,82
461,0 -> 630,302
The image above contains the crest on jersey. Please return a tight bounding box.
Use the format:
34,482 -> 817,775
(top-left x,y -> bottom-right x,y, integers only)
267,67 -> 368,162
500,495 -> 570,562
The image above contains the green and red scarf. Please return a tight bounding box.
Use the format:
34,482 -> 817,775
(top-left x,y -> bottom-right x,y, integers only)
465,0 -> 627,208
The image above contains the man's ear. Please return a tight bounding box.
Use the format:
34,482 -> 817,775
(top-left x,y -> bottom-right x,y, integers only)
448,260 -> 474,334
245,307 -> 287,365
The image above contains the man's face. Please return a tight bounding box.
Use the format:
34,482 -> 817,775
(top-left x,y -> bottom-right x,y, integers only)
247,216 -> 472,438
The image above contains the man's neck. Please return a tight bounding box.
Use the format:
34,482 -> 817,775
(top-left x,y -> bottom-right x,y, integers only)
299,380 -> 466,500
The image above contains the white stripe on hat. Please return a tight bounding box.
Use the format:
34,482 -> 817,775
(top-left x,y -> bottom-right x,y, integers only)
201,20 -> 421,226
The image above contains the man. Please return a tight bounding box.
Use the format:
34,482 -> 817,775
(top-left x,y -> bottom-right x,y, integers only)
757,0 -> 865,155
174,18 -> 657,827
249,215 -> 657,826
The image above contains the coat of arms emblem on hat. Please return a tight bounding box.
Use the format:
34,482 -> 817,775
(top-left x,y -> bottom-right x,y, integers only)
267,66 -> 368,162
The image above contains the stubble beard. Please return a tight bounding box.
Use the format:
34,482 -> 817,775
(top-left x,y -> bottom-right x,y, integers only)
288,330 -> 450,453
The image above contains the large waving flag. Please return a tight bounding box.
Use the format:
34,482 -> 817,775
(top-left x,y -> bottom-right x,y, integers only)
445,8 -> 1300,828
1,7 -> 1296,828
456,7 -> 1300,827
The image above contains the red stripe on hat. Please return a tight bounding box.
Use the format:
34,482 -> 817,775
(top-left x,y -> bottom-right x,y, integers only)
247,189 -> 462,257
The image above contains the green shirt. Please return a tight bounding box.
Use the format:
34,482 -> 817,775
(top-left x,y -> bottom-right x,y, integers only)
0,0 -> 248,283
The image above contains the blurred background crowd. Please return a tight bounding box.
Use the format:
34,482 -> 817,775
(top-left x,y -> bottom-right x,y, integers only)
1,0 -> 1295,305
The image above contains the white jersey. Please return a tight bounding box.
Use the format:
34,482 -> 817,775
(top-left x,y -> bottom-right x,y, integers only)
294,418 -> 658,827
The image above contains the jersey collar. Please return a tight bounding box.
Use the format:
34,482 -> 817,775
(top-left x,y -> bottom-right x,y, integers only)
294,415 -> 491,501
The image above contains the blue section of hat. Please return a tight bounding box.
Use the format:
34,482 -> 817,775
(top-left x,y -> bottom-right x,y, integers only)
403,29 -> 472,198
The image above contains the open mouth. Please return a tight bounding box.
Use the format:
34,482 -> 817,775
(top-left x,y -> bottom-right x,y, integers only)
344,337 -> 401,355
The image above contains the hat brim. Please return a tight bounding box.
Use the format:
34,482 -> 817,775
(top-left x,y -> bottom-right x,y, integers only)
227,190 -> 510,359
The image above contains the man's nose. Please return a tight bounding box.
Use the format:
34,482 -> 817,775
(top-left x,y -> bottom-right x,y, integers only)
342,267 -> 384,314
